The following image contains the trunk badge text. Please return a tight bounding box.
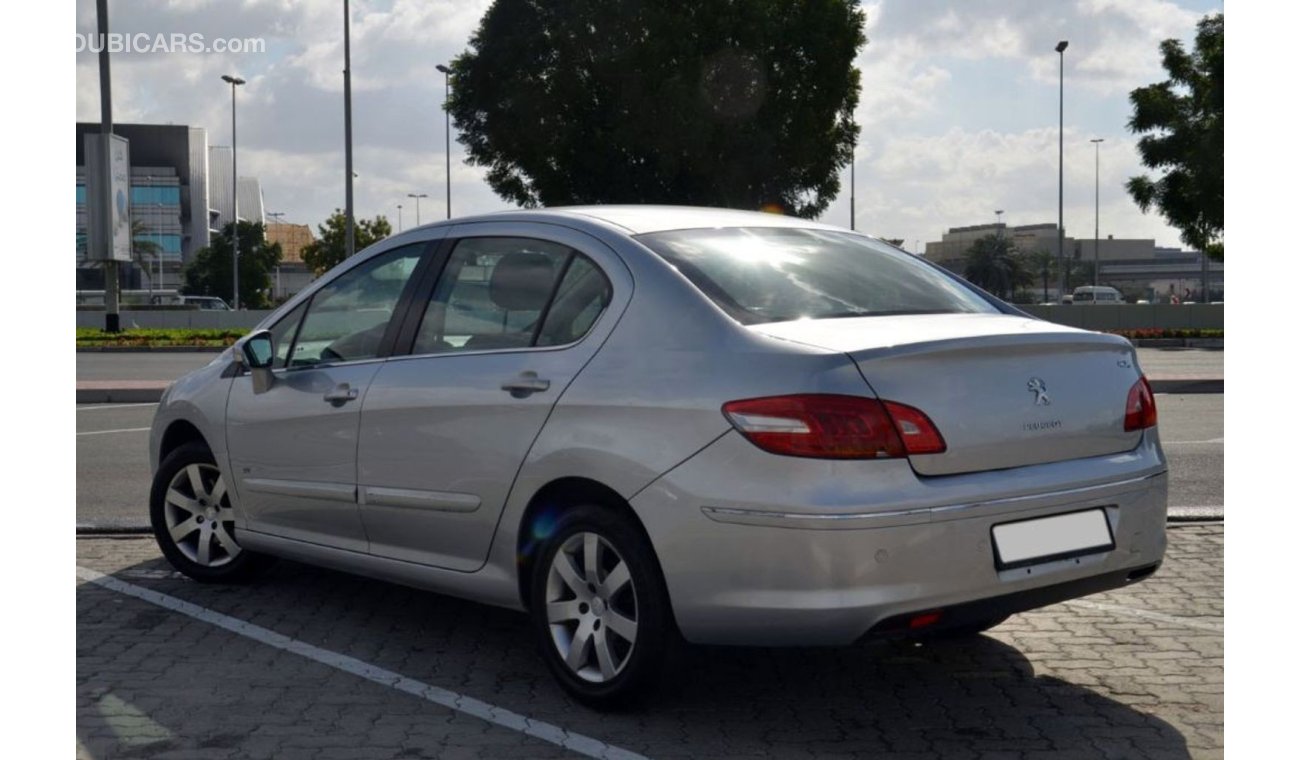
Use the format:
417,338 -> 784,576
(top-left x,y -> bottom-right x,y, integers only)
1027,377 -> 1052,406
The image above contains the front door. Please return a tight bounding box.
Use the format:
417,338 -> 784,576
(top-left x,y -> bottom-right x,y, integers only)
227,242 -> 431,551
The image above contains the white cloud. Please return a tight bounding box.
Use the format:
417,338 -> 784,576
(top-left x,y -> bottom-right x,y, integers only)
76,0 -> 1214,248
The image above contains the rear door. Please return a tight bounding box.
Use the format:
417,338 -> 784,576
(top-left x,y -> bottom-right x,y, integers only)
226,239 -> 439,550
356,222 -> 630,571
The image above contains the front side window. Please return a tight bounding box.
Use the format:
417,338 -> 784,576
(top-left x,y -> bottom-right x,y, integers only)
638,227 -> 998,325
269,301 -> 306,369
287,244 -> 425,367
413,238 -> 609,355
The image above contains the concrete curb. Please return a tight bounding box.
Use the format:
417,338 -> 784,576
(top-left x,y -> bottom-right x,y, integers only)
77,346 -> 227,353
1148,378 -> 1223,394
77,381 -> 169,404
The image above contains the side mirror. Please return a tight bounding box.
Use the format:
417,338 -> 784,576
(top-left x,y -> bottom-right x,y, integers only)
240,330 -> 275,393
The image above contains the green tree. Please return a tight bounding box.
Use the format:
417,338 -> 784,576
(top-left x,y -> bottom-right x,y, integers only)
1126,13 -> 1223,261
446,0 -> 866,217
131,219 -> 163,288
1026,249 -> 1056,303
963,235 -> 1029,299
182,221 -> 283,309
300,210 -> 392,275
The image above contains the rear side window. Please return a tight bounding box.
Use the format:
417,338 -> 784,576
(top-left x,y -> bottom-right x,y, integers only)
638,227 -> 997,325
412,237 -> 611,355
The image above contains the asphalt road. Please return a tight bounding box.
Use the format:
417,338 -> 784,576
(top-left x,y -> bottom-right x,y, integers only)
76,393 -> 1224,530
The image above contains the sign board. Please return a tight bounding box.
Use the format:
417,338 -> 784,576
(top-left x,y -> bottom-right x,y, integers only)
85,133 -> 132,262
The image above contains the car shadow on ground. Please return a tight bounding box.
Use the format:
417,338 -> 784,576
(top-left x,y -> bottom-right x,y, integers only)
78,555 -> 1193,759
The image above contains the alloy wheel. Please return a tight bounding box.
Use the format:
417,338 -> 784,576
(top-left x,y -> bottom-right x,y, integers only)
162,463 -> 241,567
545,531 -> 639,683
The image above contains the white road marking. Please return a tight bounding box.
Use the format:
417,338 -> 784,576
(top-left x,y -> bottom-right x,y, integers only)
1163,437 -> 1223,444
75,566 -> 648,760
77,403 -> 158,411
1064,598 -> 1223,633
77,427 -> 151,436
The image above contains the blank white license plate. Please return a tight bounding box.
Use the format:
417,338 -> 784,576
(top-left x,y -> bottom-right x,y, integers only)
991,508 -> 1114,570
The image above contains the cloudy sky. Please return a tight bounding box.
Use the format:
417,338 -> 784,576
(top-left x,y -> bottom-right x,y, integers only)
75,0 -> 1221,250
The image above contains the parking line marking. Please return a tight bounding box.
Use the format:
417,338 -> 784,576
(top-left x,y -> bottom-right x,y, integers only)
77,403 -> 158,411
1063,598 -> 1223,633
1164,438 -> 1223,444
75,566 -> 648,760
77,427 -> 151,436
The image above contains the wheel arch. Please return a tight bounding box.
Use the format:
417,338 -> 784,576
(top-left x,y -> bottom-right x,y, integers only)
159,418 -> 211,463
515,476 -> 665,613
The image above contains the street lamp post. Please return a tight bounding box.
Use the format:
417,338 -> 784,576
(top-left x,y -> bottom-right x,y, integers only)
397,204 -> 403,232
407,193 -> 428,225
343,0 -> 355,258
436,64 -> 453,219
221,74 -> 246,309
1055,40 -> 1068,302
995,209 -> 1004,240
1090,138 -> 1104,289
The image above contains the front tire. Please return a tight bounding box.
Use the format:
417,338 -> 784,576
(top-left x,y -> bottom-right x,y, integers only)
150,441 -> 272,583
528,504 -> 677,708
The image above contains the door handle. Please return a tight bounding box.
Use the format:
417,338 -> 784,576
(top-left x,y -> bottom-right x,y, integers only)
323,384 -> 360,404
501,372 -> 550,397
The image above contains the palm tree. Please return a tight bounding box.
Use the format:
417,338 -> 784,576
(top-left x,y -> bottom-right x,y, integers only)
963,235 -> 1028,299
1027,249 -> 1056,303
130,219 -> 163,290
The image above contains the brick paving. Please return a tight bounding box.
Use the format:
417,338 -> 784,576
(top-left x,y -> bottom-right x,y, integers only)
77,525 -> 1223,759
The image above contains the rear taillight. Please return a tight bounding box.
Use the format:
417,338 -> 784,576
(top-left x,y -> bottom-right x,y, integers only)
721,394 -> 946,459
1124,376 -> 1158,431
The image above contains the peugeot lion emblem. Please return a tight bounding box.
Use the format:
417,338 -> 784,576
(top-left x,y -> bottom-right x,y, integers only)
1027,377 -> 1052,406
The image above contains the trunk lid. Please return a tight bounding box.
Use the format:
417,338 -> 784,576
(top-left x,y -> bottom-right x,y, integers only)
751,313 -> 1144,476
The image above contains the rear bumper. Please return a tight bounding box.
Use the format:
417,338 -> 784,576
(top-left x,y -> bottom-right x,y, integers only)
630,431 -> 1168,646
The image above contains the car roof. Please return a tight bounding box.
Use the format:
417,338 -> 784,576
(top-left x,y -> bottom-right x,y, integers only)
408,205 -> 847,236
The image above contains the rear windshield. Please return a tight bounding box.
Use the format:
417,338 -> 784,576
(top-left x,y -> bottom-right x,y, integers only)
638,227 -> 998,325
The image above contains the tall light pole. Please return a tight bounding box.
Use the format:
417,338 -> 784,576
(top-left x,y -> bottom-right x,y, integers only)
849,132 -> 857,231
397,204 -> 403,232
1090,138 -> 1103,288
407,193 -> 428,225
222,74 -> 245,309
1055,39 -> 1066,298
96,0 -> 120,332
344,0 -> 355,258
436,64 -> 453,219
1055,40 -> 1068,301
995,209 -> 1004,239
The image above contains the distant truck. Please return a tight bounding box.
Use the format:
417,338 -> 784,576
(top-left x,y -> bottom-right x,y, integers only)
1070,285 -> 1123,304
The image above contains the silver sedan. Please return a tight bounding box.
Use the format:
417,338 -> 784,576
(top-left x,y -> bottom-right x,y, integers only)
148,206 -> 1167,706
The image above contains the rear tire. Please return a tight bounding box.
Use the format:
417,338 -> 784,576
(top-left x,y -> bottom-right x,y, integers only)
150,441 -> 273,583
528,503 -> 678,708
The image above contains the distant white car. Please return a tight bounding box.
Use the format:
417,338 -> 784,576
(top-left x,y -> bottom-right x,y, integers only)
1071,286 -> 1123,304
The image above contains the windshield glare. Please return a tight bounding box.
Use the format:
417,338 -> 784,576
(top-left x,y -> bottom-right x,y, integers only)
638,227 -> 999,325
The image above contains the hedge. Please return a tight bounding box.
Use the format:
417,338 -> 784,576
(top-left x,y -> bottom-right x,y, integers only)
76,328 -> 249,347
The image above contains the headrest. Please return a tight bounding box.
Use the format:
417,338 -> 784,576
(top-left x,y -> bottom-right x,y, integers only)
488,252 -> 556,311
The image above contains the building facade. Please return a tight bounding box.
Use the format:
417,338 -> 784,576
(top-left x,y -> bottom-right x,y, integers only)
922,222 -> 1223,302
76,123 -> 211,291
77,123 -> 268,294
